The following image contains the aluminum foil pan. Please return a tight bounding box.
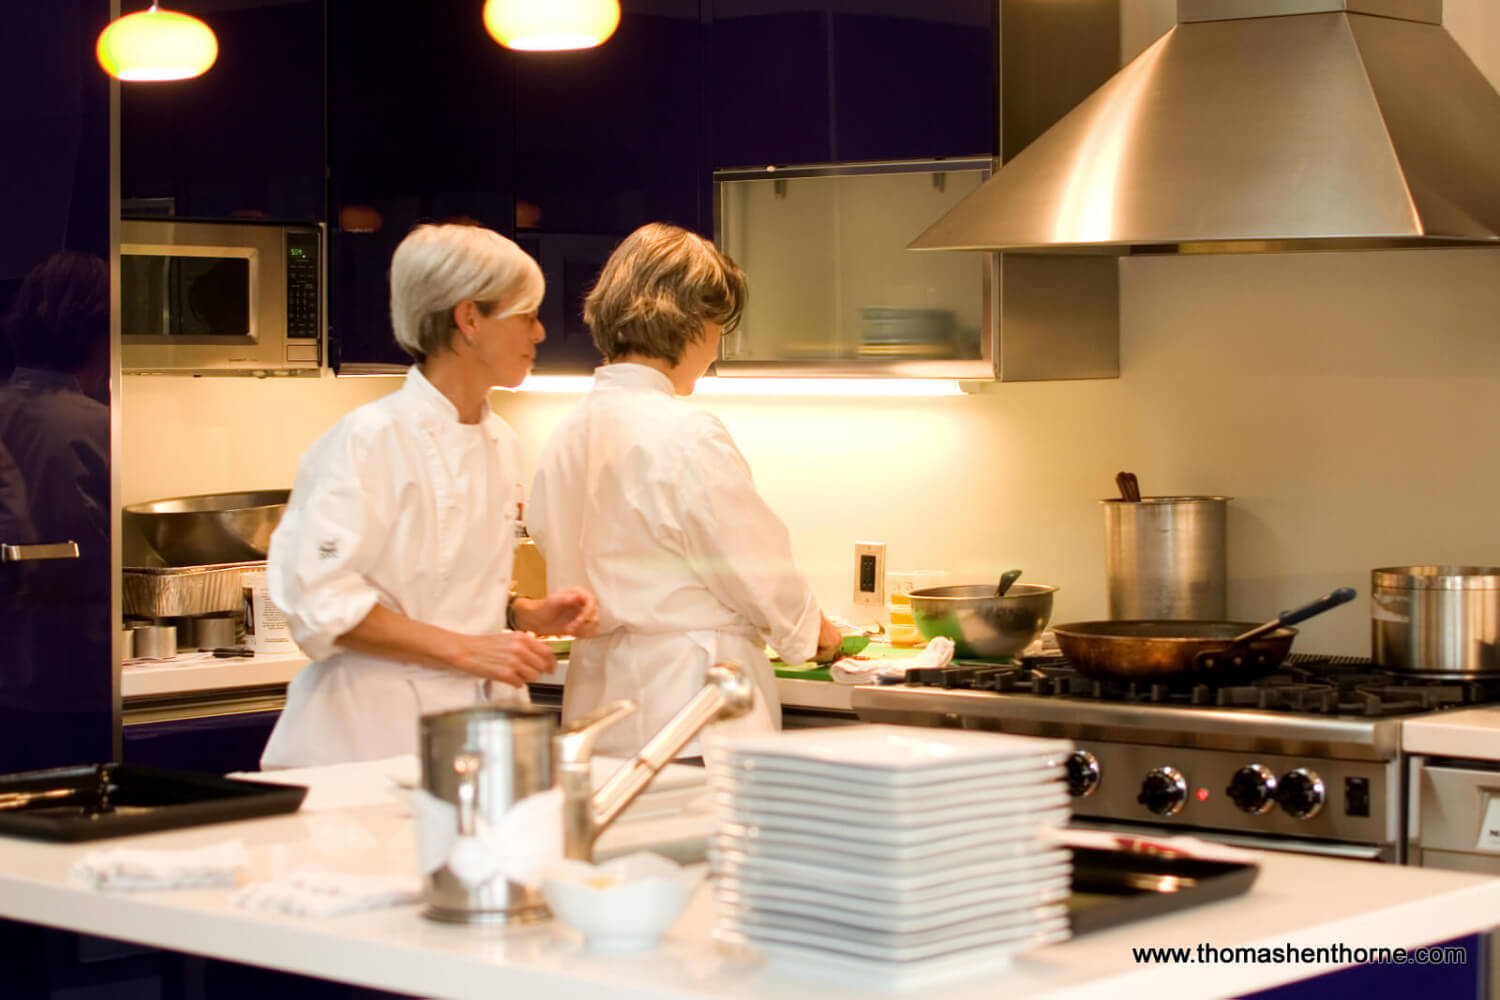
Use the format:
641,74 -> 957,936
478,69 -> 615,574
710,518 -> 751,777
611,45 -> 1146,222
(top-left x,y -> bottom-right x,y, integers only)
122,561 -> 266,618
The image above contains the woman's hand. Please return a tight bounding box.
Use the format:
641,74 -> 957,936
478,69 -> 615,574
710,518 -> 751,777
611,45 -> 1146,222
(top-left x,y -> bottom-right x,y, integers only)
448,630 -> 557,688
813,615 -> 844,663
512,587 -> 600,638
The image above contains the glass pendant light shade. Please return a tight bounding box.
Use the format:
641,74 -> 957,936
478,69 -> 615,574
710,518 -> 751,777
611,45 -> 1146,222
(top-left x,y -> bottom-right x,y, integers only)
96,4 -> 218,81
482,0 -> 621,52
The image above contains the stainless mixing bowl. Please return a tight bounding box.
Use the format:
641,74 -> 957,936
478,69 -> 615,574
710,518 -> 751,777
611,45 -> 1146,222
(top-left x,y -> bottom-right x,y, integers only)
124,490 -> 290,566
909,583 -> 1058,659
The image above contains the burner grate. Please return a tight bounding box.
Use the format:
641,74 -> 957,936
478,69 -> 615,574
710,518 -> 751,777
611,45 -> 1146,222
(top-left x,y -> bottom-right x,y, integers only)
898,652 -> 1500,717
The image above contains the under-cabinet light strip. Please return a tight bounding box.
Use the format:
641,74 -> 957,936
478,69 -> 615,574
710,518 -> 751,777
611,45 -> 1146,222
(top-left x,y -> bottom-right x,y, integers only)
509,376 -> 967,397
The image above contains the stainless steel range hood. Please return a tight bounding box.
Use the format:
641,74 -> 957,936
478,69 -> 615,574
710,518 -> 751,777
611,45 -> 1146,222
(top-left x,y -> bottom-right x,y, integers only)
912,0 -> 1500,254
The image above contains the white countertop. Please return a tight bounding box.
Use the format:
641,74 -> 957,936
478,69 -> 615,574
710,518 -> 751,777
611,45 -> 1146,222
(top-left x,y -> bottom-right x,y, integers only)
2,763 -> 1499,999
122,651 -> 310,699
1404,706 -> 1500,759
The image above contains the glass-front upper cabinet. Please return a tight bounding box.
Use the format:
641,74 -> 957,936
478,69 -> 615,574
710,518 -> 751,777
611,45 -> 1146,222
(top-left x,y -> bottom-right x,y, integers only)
713,158 -> 995,379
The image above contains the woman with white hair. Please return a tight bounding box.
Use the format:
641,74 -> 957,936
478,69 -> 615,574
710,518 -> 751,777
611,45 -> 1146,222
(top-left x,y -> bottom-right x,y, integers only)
528,223 -> 840,762
260,223 -> 597,768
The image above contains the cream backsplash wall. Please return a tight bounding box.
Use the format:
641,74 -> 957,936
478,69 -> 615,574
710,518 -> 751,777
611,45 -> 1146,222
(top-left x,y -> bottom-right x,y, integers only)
121,0 -> 1500,657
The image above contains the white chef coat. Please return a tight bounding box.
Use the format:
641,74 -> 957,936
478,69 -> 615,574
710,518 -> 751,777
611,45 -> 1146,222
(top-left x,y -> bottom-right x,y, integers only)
260,366 -> 529,768
528,363 -> 821,758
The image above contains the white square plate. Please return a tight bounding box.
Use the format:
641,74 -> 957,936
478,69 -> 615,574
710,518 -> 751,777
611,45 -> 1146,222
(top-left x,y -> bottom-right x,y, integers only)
716,725 -> 1073,773
708,829 -> 1063,877
710,769 -> 1067,815
709,841 -> 1069,898
714,859 -> 1071,913
718,909 -> 1070,961
715,923 -> 1070,992
714,799 -> 1070,846
713,787 -> 1070,831
714,876 -> 1071,932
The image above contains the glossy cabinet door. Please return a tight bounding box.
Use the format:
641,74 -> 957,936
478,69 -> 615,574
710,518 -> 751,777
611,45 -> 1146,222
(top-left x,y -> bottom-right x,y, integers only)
514,1 -> 702,374
0,0 -> 115,771
326,0 -> 519,372
119,0 -> 324,221
703,1 -> 996,168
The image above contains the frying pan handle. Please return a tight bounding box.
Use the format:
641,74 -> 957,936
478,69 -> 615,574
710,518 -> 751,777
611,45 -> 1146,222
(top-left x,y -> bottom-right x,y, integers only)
1277,587 -> 1357,628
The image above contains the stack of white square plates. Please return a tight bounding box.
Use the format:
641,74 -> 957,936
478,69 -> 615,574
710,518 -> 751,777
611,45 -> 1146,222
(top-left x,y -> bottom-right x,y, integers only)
708,724 -> 1074,990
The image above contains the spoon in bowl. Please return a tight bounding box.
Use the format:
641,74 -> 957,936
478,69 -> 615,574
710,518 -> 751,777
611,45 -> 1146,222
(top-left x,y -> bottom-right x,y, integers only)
996,569 -> 1023,598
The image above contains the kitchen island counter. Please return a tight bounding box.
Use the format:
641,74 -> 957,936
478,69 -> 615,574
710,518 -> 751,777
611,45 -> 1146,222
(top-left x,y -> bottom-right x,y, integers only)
1,779 -> 1498,999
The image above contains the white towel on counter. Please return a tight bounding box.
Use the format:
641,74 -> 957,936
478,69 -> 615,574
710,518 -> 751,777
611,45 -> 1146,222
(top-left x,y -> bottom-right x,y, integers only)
829,636 -> 956,684
70,840 -> 250,891
230,871 -> 422,918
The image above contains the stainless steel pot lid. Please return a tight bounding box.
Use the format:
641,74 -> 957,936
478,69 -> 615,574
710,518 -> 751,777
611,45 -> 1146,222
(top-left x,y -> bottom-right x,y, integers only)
1371,566 -> 1500,590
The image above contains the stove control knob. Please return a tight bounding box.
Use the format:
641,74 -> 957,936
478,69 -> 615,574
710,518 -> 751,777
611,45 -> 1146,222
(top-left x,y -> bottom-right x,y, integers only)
1138,766 -> 1188,816
1066,750 -> 1101,797
1226,764 -> 1278,815
1275,768 -> 1326,819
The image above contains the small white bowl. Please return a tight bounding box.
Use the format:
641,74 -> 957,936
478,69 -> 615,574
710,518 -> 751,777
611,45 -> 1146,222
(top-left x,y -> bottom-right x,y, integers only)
541,852 -> 703,952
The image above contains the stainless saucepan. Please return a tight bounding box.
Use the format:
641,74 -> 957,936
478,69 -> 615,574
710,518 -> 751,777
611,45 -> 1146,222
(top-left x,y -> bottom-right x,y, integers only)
1053,588 -> 1357,682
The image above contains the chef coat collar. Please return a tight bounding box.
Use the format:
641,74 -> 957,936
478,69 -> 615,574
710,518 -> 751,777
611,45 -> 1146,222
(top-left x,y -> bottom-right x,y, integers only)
402,365 -> 504,440
593,362 -> 676,397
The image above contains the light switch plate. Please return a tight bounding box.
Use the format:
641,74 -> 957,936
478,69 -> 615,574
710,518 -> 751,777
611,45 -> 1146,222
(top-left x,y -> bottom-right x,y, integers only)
853,541 -> 886,609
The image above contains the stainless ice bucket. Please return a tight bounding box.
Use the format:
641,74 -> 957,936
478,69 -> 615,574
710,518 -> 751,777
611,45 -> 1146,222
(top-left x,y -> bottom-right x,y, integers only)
419,704 -> 555,925
1103,496 -> 1229,620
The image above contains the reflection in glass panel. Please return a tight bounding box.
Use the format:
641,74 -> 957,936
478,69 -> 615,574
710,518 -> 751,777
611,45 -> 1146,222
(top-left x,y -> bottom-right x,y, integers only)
716,164 -> 987,364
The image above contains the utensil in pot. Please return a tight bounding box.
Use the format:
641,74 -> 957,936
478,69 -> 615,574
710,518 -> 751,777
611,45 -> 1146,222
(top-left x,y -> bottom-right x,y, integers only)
909,583 -> 1057,659
1115,472 -> 1141,503
1053,587 -> 1357,681
995,569 -> 1023,598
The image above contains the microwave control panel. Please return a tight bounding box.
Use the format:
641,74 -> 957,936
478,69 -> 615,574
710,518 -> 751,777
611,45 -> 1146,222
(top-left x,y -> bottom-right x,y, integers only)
285,228 -> 321,344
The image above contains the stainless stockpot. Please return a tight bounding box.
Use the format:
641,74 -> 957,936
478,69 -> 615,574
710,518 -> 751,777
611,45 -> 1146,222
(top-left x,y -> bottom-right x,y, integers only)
1372,566 -> 1500,677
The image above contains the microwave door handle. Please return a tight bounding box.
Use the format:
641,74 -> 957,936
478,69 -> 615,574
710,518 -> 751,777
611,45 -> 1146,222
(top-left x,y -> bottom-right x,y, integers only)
0,542 -> 80,562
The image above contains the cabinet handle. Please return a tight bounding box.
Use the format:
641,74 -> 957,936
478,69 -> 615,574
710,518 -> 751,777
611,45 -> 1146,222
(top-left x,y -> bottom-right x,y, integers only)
0,542 -> 80,562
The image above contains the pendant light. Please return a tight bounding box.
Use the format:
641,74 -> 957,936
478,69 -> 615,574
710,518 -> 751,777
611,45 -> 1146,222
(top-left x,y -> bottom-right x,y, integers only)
482,0 -> 621,52
96,3 -> 218,81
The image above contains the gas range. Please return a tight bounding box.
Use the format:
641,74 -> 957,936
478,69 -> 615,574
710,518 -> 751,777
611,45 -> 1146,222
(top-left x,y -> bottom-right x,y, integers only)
851,654 -> 1500,862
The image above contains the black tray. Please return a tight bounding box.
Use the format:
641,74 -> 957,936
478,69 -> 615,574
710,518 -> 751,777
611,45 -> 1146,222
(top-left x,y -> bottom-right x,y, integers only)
1067,843 -> 1261,936
0,763 -> 307,842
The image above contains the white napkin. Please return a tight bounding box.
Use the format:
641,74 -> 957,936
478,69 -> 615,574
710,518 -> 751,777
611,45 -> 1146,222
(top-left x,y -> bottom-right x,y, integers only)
70,840 -> 249,891
413,786 -> 564,890
830,636 -> 956,684
230,871 -> 422,918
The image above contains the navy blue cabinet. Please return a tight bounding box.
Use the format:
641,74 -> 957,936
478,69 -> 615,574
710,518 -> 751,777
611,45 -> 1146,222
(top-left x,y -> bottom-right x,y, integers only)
514,2 -> 701,373
702,1 -> 995,168
120,0 -> 325,221
326,0 -> 518,372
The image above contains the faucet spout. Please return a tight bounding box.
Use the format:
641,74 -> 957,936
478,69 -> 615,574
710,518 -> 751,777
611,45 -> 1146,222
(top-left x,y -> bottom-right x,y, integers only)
557,663 -> 755,861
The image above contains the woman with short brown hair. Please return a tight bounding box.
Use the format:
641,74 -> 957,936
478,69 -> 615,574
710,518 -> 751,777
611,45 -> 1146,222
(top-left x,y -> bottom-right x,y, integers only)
528,223 -> 840,761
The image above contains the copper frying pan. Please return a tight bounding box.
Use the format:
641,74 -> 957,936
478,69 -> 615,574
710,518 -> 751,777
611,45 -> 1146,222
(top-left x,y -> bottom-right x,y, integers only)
1052,588 -> 1357,682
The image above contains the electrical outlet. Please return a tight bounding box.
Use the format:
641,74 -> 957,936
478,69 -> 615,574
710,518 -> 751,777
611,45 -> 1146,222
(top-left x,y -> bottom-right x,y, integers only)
853,541 -> 887,609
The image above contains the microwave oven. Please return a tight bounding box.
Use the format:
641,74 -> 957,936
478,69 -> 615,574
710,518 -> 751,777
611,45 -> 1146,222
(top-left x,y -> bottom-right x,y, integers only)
121,218 -> 324,375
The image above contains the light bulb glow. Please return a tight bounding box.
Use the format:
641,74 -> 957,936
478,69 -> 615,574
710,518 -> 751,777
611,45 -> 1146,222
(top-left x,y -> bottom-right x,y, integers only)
482,0 -> 621,52
96,6 -> 218,81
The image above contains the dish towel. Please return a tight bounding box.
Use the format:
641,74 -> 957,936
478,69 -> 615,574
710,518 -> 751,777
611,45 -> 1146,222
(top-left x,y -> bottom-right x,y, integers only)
71,840 -> 250,891
830,637 -> 956,684
230,871 -> 422,918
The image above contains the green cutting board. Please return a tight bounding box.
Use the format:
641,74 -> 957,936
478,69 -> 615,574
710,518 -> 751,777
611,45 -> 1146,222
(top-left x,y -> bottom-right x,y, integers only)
772,643 -> 927,682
